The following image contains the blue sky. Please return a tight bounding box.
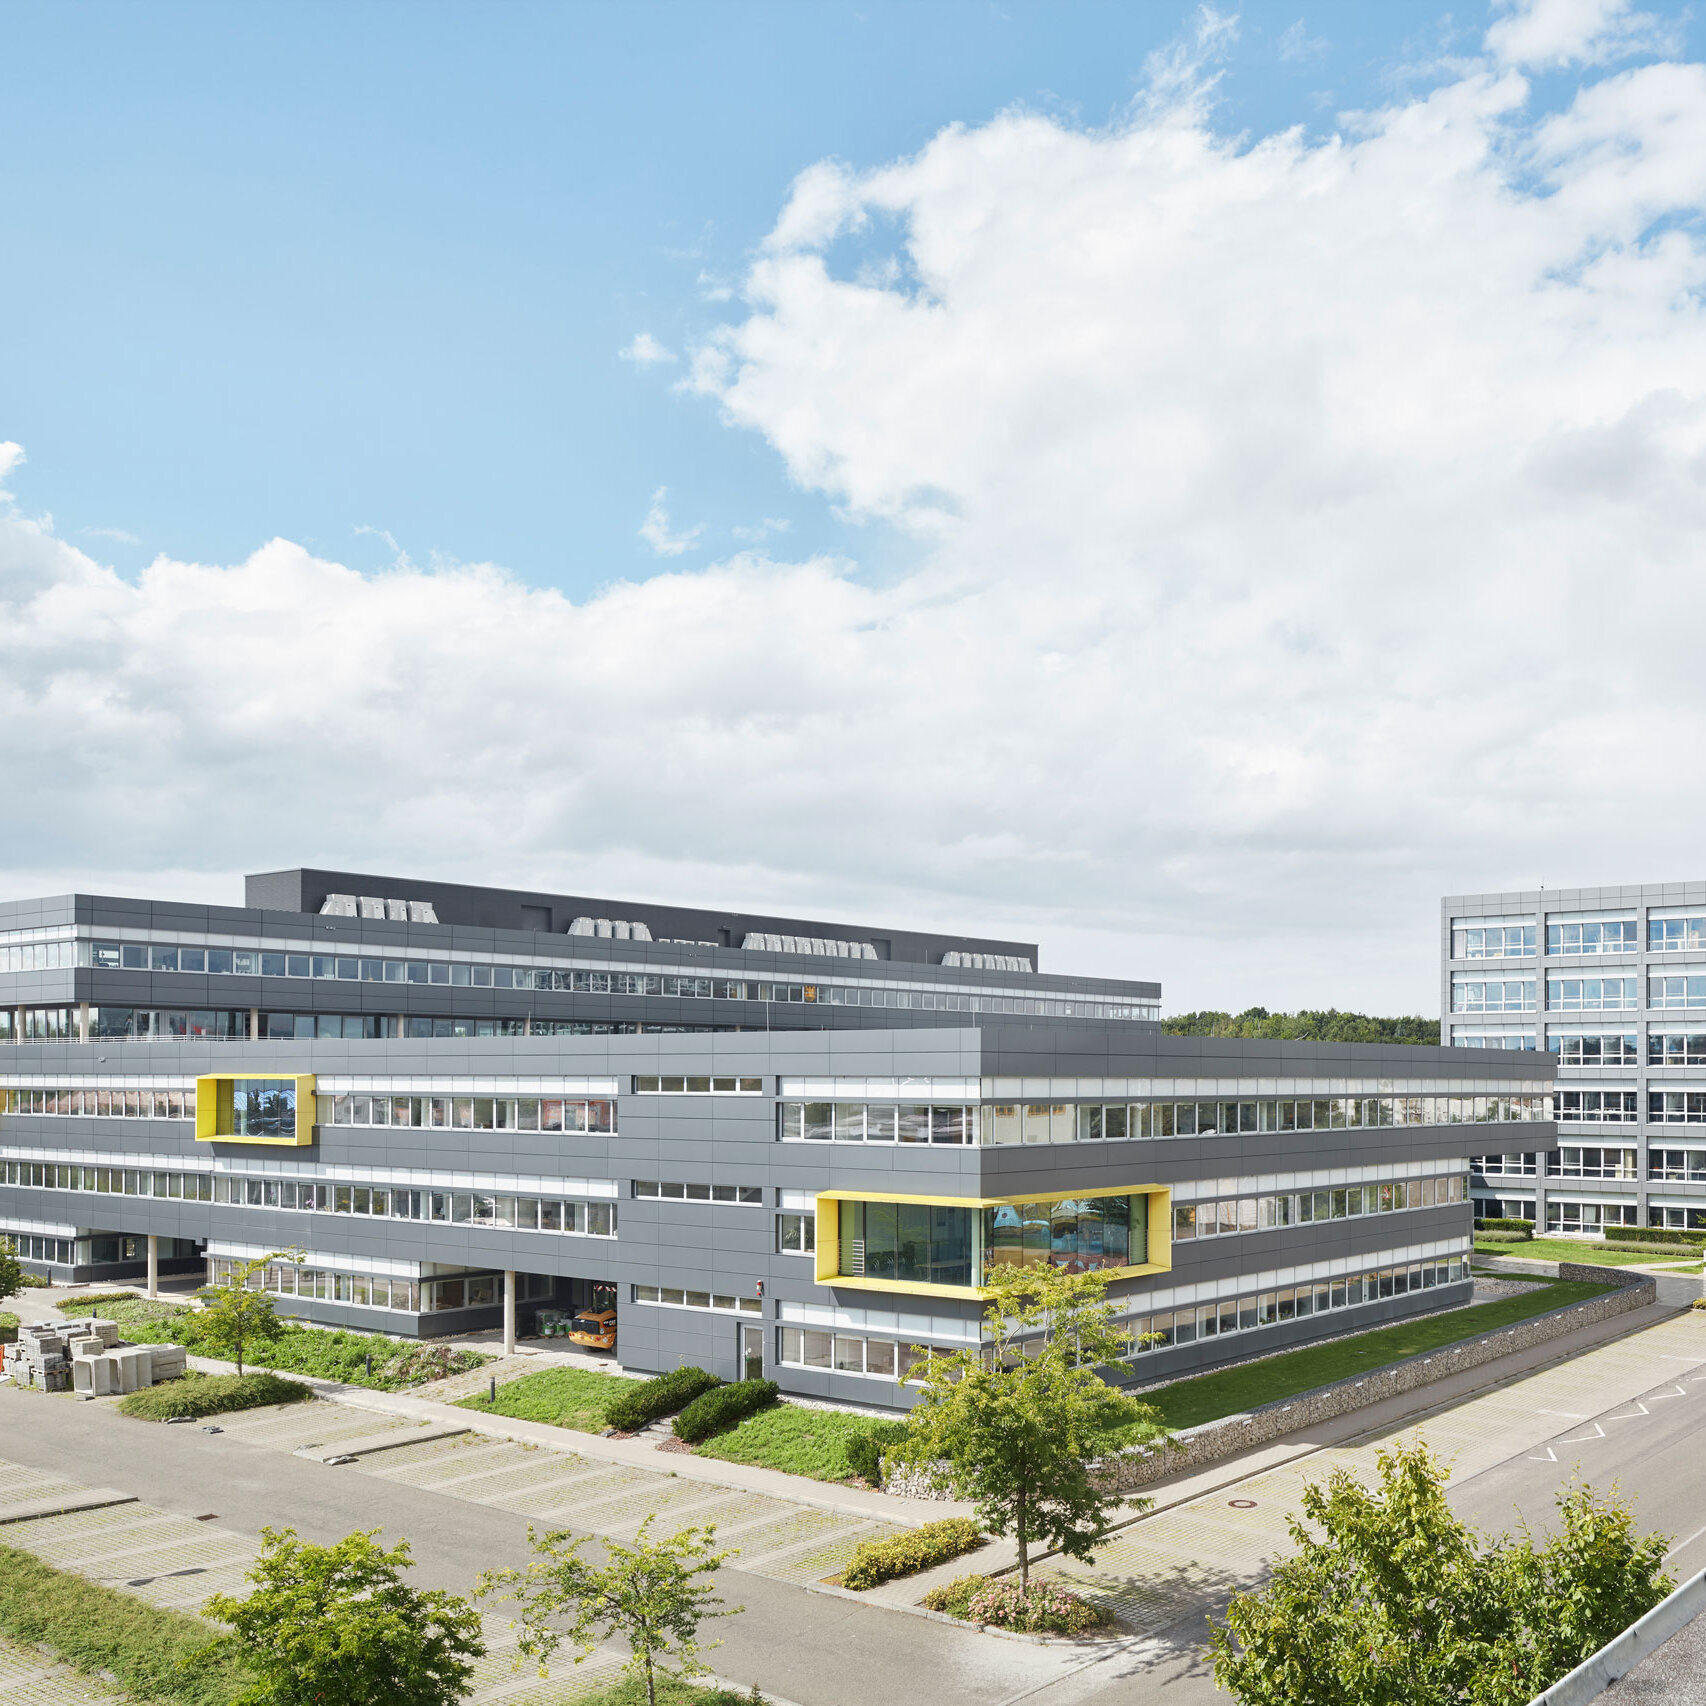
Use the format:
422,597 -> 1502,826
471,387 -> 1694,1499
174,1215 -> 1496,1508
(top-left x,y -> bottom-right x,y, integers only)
1,0 -> 1608,596
4,0 -> 1705,1010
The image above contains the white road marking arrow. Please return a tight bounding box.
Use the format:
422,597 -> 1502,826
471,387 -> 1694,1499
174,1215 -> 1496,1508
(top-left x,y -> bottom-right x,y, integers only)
1606,1402 -> 1651,1420
1557,1424 -> 1608,1444
1646,1385 -> 1688,1403
1528,1446 -> 1559,1463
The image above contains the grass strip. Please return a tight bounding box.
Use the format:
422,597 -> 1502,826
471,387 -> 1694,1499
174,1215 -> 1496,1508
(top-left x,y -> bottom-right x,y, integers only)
693,1402 -> 880,1481
572,1677 -> 764,1706
453,1364 -> 642,1431
0,1538 -> 250,1706
119,1370 -> 314,1420
1474,1237 -> 1673,1266
1134,1281 -> 1615,1430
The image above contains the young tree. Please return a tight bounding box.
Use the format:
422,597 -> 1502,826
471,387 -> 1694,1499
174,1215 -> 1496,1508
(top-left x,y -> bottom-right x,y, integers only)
888,1264 -> 1169,1588
196,1251 -> 299,1374
478,1516 -> 738,1706
0,1235 -> 24,1306
1207,1440 -> 1672,1706
201,1526 -> 484,1706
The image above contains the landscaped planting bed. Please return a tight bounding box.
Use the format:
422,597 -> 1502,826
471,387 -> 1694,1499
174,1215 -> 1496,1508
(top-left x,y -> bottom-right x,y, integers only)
454,1365 -> 643,1430
922,1573 -> 1112,1635
59,1297 -> 486,1389
692,1403 -> 886,1481
119,1370 -> 314,1420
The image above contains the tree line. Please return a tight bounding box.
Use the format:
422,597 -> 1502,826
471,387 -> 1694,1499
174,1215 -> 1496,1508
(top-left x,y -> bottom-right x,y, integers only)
1164,1006 -> 1440,1045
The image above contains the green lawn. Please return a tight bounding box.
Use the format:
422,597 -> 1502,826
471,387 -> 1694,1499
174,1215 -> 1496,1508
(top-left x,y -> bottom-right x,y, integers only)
1475,1237 -> 1685,1266
693,1401 -> 878,1481
453,1364 -> 641,1431
1135,1281 -> 1613,1430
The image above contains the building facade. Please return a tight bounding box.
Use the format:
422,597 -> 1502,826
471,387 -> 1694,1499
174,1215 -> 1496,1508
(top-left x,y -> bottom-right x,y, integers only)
1445,880 -> 1706,1236
0,869 -> 1553,1406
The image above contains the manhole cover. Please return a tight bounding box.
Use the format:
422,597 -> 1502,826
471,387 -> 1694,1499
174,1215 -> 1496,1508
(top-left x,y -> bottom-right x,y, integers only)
1228,1499 -> 1257,1509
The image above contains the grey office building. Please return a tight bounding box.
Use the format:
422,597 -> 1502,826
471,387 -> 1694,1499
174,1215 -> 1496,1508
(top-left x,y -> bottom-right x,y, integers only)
0,867 -> 1552,1404
1446,880 -> 1706,1238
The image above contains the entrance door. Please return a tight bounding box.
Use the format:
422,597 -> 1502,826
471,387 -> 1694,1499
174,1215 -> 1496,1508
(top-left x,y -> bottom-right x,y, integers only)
741,1325 -> 764,1382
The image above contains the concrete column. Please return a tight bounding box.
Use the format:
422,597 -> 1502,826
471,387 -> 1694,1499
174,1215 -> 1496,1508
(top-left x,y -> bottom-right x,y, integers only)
146,1234 -> 159,1300
77,1002 -> 91,1043
503,1269 -> 517,1356
248,1007 -> 260,1041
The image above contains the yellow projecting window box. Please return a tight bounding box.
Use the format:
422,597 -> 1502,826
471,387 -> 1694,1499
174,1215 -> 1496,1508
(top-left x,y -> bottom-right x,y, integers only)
814,1185 -> 1171,1300
195,1074 -> 318,1146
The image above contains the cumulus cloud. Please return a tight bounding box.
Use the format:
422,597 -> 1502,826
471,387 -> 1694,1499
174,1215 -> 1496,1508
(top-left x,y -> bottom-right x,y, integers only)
1486,0 -> 1679,69
636,488 -> 704,556
7,15 -> 1706,1010
619,332 -> 679,366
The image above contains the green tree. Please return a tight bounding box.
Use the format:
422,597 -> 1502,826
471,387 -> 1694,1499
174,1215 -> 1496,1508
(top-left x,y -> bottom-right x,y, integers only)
1207,1440 -> 1672,1706
201,1526 -> 484,1706
195,1251 -> 298,1374
0,1235 -> 24,1305
888,1265 -> 1168,1588
478,1517 -> 738,1706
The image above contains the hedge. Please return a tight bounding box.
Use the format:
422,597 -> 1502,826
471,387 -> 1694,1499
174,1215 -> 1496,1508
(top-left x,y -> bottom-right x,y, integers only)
840,1518 -> 984,1590
846,1420 -> 909,1485
1599,1226 -> 1706,1248
119,1371 -> 314,1420
55,1290 -> 140,1310
605,1365 -> 721,1433
1475,1218 -> 1534,1232
673,1378 -> 779,1444
1477,1229 -> 1532,1243
0,1538 -> 252,1706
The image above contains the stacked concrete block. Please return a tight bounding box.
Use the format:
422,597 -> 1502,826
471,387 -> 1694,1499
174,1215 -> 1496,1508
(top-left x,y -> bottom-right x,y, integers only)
1,1318 -> 187,1397
2,1325 -> 73,1391
149,1345 -> 188,1380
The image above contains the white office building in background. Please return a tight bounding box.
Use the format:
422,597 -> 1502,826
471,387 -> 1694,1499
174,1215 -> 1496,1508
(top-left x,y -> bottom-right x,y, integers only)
1443,882 -> 1706,1236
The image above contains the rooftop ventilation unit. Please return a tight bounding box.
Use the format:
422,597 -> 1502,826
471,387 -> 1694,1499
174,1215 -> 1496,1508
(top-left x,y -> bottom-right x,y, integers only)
941,950 -> 1033,973
567,917 -> 654,941
319,894 -> 438,924
741,934 -> 878,959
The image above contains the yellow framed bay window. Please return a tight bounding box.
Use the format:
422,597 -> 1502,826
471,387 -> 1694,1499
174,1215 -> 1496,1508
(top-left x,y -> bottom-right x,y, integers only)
195,1073 -> 318,1146
813,1185 -> 1170,1299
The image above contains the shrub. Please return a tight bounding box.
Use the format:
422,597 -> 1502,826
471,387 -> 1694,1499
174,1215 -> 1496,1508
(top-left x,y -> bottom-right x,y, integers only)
1477,1230 -> 1532,1244
841,1518 -> 983,1590
1691,1297 -> 1706,1312
1598,1226 -> 1706,1248
1475,1218 -> 1534,1233
119,1370 -> 314,1420
18,1271 -> 50,1287
0,1311 -> 16,1345
674,1379 -> 780,1444
922,1573 -> 1111,1634
845,1420 -> 909,1485
55,1290 -> 140,1310
605,1365 -> 722,1433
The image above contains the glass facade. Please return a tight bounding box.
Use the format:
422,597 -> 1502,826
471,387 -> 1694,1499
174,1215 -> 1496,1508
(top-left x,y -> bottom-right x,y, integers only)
1173,1173 -> 1464,1240
837,1200 -> 976,1286
1547,920 -> 1638,955
230,1078 -> 296,1138
984,1196 -> 1136,1272
1452,923 -> 1535,958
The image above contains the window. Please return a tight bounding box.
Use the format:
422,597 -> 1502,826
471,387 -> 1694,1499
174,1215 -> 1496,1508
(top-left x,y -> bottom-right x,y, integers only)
1550,1034 -> 1638,1067
632,1284 -> 761,1315
633,1076 -> 764,1094
230,1079 -> 297,1138
0,1086 -> 192,1119
984,1196 -> 1138,1273
1649,1150 -> 1706,1183
1651,918 -> 1706,952
1473,1197 -> 1534,1223
1452,923 -> 1535,959
1547,920 -> 1638,956
327,1095 -> 615,1134
776,1212 -> 815,1254
1453,1034 -> 1538,1050
1547,1147 -> 1637,1180
632,1180 -> 762,1204
1651,1034 -> 1706,1068
1548,977 -> 1638,1011
1556,1090 -> 1639,1122
1649,1091 -> 1706,1124
1173,1174 -> 1465,1240
1126,1256 -> 1472,1354
777,1327 -> 921,1379
1651,1205 -> 1706,1231
1470,1154 -> 1537,1177
1452,978 -> 1536,1013
1546,1200 -> 1638,1232
1651,977 -> 1706,1010
777,1102 -> 976,1144
837,1200 -> 977,1287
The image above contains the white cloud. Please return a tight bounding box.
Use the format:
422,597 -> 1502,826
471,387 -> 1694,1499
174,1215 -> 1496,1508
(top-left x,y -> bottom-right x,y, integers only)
619,332 -> 679,367
1486,0 -> 1679,70
732,517 -> 792,542
637,487 -> 704,556
9,17 -> 1706,1013
79,526 -> 141,545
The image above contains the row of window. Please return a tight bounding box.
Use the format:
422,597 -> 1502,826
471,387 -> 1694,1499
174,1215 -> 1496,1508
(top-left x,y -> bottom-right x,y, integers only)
779,1094 -> 1546,1148
4,1087 -> 190,1120
1129,1256 -> 1472,1354
633,1076 -> 763,1095
633,1180 -> 763,1204
208,1255 -> 554,1314
1479,1200 -> 1706,1234
1555,1091 -> 1706,1125
327,1095 -> 615,1133
1454,919 -> 1706,959
1473,1148 -> 1638,1179
36,937 -> 1152,1024
1457,1033 -> 1706,1063
0,1161 -> 616,1235
1172,1174 -> 1465,1241
632,1283 -> 762,1315
0,1008 -> 691,1043
1454,978 -> 1706,1013
778,1326 -> 928,1380
2,1230 -> 73,1264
